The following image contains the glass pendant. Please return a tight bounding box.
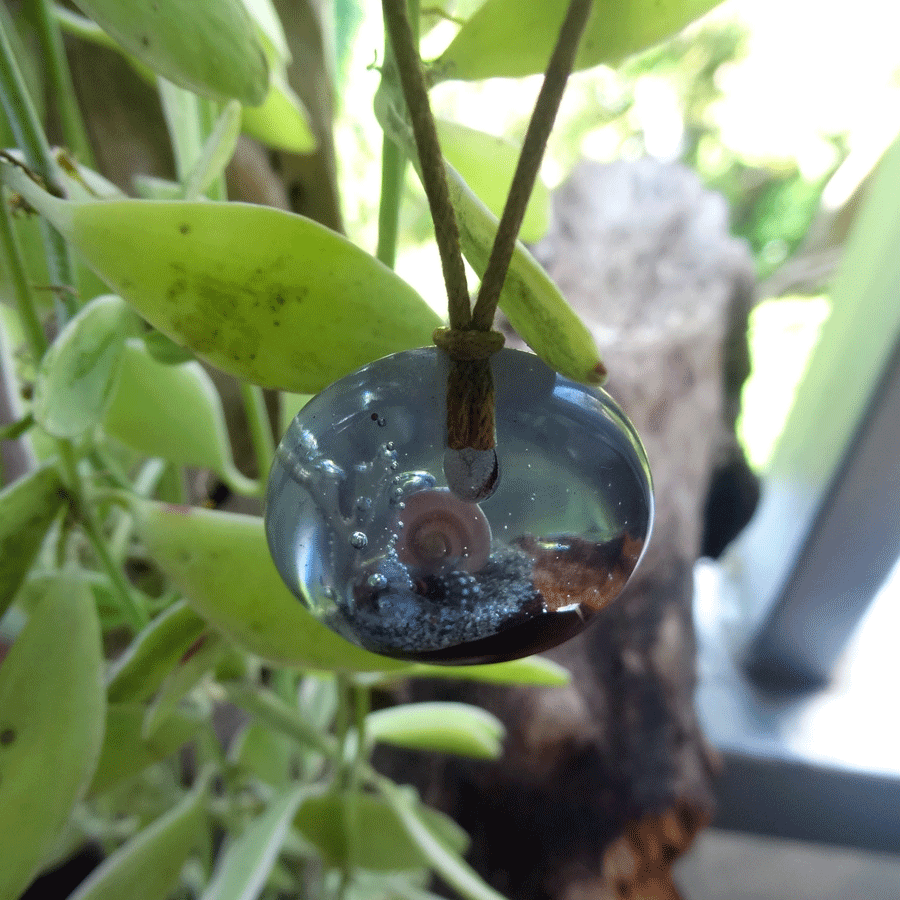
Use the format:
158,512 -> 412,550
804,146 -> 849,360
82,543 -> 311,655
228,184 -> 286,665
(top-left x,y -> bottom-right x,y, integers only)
265,347 -> 652,664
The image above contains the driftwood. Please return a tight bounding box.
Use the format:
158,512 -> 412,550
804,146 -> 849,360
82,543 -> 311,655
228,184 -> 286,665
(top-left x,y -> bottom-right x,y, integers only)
379,159 -> 757,900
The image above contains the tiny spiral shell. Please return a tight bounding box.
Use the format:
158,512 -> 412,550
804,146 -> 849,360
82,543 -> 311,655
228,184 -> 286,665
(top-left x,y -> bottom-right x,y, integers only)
395,489 -> 492,574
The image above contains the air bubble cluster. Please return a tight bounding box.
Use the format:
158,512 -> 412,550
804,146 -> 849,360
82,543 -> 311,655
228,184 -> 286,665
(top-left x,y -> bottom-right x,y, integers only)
265,348 -> 652,664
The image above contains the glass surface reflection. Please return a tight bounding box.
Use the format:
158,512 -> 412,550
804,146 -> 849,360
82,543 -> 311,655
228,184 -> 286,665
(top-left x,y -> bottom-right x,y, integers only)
266,348 -> 653,664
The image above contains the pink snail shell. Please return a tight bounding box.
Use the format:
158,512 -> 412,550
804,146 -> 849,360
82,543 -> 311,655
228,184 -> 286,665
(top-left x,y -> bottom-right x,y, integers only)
395,488 -> 492,574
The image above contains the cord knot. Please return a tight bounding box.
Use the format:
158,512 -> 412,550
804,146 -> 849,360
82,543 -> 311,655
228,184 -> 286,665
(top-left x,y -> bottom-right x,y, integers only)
432,326 -> 505,360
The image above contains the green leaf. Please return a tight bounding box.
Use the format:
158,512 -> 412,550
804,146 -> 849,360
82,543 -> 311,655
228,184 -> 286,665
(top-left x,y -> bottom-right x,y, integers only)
0,465 -> 65,618
263,861 -> 297,896
378,780 -> 508,900
0,166 -> 441,393
295,791 -> 468,872
72,0 -> 269,104
233,0 -> 315,153
103,340 -> 257,496
214,646 -> 251,682
68,775 -> 209,900
337,870 -> 449,900
0,304 -> 26,377
435,119 -> 549,244
15,569 -> 156,632
132,176 -> 185,202
405,655 -> 569,686
241,71 -> 317,153
230,722 -> 296,789
55,4 -> 310,154
88,703 -> 204,797
375,94 -> 602,384
33,294 -> 129,438
142,634 -> 225,739
156,75 -> 199,172
445,160 -> 604,384
240,0 -> 291,66
0,214 -> 51,312
141,328 -> 197,363
0,412 -> 33,442
432,0 -> 723,81
201,785 -> 309,900
297,674 -> 339,732
225,683 -> 336,759
0,576 -> 105,900
133,500 -> 413,672
106,601 -> 208,704
16,568 -> 103,615
183,101 -> 243,200
366,702 -> 504,759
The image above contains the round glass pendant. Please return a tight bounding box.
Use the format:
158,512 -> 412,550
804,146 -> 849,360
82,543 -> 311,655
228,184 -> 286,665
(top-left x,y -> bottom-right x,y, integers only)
265,347 -> 652,664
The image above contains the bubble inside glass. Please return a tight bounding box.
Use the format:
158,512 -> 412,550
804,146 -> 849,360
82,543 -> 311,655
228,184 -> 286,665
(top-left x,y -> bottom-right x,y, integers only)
266,348 -> 653,664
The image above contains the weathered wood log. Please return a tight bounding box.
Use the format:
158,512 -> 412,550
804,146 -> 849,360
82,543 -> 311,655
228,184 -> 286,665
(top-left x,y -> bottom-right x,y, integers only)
379,158 -> 757,900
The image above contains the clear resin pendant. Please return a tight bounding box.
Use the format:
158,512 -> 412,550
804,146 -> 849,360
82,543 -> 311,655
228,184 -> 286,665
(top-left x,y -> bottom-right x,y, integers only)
265,347 -> 653,664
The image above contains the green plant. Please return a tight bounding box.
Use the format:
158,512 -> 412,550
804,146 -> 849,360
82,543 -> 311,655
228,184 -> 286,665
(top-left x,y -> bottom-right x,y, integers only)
0,2 -> 718,899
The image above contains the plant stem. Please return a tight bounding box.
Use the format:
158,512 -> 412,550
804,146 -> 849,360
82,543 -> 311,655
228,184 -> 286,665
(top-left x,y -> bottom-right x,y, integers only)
381,0 -> 469,329
0,2 -> 76,318
376,1 -> 419,269
58,440 -> 148,632
472,0 -> 593,330
156,461 -> 187,505
198,96 -> 227,202
53,6 -> 113,49
239,381 -> 275,485
0,6 -> 53,178
333,671 -> 355,900
376,775 -> 509,900
89,446 -> 136,491
26,0 -> 94,166
158,78 -> 205,184
0,412 -> 34,442
333,671 -> 352,785
407,0 -> 421,41
271,667 -> 297,705
109,457 -> 166,561
225,683 -> 339,761
82,511 -> 148,632
0,187 -> 47,360
334,680 -> 371,900
350,684 -> 370,788
376,136 -> 406,268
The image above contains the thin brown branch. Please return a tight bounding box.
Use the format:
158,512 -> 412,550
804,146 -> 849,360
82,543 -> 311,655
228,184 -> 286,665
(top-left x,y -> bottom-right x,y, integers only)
381,0 -> 470,330
472,0 -> 593,331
